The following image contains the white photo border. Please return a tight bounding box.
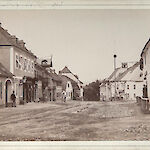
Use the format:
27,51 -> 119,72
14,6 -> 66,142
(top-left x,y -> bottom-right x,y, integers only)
0,0 -> 150,149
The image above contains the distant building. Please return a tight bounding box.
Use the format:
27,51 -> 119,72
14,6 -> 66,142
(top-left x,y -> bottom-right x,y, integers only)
100,62 -> 143,101
39,58 -> 62,101
59,66 -> 84,100
99,79 -> 110,101
115,62 -> 143,100
59,75 -> 73,100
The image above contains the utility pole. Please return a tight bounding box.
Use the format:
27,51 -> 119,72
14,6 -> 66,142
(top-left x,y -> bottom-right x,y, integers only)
114,54 -> 117,101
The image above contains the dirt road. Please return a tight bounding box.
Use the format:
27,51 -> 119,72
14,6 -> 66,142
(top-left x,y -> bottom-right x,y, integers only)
0,100 -> 149,141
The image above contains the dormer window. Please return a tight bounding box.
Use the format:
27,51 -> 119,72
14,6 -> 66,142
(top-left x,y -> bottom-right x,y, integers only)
122,63 -> 128,68
140,58 -> 144,70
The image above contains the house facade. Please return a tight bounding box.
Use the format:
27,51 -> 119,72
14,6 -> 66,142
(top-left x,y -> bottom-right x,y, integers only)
0,24 -> 36,105
100,65 -> 127,101
59,66 -> 84,100
140,38 -> 150,99
116,62 -> 143,101
59,75 -> 74,100
100,62 -> 143,101
100,80 -> 111,101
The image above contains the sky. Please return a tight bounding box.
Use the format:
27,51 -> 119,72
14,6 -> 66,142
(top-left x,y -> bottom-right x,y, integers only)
0,10 -> 150,84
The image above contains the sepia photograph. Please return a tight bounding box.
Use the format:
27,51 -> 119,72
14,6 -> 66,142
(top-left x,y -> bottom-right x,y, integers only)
0,2 -> 150,147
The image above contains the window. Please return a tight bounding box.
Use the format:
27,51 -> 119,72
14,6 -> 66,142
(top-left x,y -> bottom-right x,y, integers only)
18,56 -> 21,69
134,93 -> 136,98
31,61 -> 34,73
24,58 -> 27,71
68,83 -> 70,88
126,93 -> 129,98
127,85 -> 129,89
20,55 -> 23,70
15,53 -> 19,69
28,59 -> 31,72
140,58 -> 144,70
134,85 -> 136,89
19,84 -> 23,98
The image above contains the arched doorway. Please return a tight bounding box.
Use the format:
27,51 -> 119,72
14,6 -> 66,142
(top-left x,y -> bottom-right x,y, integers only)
5,80 -> 12,107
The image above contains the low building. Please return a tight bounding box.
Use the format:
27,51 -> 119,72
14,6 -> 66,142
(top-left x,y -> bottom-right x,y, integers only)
39,58 -> 63,101
49,71 -> 62,101
99,79 -> 110,101
100,65 -> 127,101
34,62 -> 44,101
116,62 -> 143,101
59,75 -> 80,100
59,66 -> 84,100
100,62 -> 143,101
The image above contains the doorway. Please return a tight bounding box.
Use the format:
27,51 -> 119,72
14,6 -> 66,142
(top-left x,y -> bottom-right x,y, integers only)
5,80 -> 12,107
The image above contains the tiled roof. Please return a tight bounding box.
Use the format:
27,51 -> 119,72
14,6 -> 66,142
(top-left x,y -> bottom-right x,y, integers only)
107,67 -> 127,81
59,66 -> 83,84
0,62 -> 13,78
59,66 -> 71,73
107,68 -> 120,81
116,62 -> 142,82
0,24 -> 36,58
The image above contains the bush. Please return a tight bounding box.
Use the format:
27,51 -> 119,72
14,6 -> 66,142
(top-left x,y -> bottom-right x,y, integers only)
83,80 -> 100,101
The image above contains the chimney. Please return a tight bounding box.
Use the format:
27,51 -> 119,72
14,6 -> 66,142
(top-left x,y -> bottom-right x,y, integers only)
18,40 -> 25,48
11,35 -> 18,44
122,63 -> 128,68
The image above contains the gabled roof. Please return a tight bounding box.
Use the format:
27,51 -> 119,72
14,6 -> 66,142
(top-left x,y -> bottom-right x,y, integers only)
116,62 -> 142,82
0,62 -> 13,78
107,67 -> 127,81
0,24 -> 36,58
59,66 -> 71,73
59,66 -> 83,84
107,68 -> 120,81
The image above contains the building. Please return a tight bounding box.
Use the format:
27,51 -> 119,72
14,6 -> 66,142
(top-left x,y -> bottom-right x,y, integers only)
0,23 -> 37,105
34,62 -> 44,101
59,75 -> 81,100
39,58 -> 62,101
99,79 -> 110,101
49,71 -> 62,101
140,38 -> 150,99
100,64 -> 128,101
116,62 -> 143,101
59,66 -> 84,100
100,62 -> 143,101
